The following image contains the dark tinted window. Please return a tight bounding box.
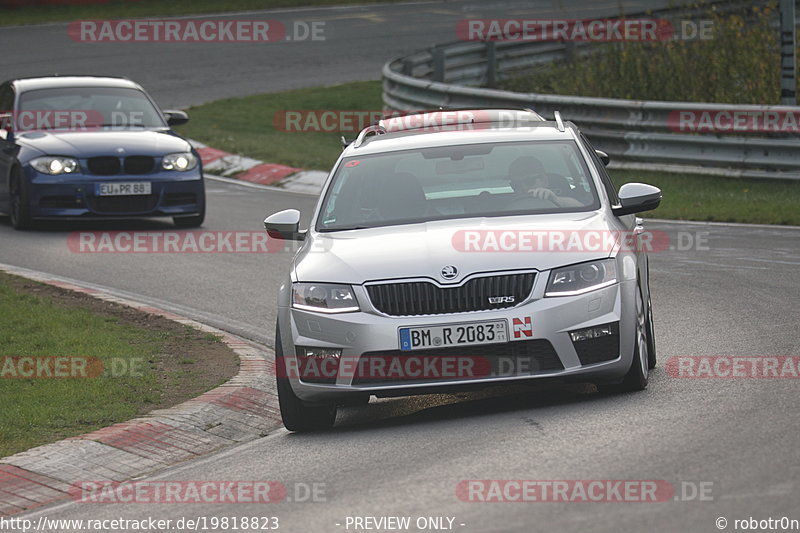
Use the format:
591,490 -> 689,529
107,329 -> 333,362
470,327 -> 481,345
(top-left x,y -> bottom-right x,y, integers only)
318,140 -> 601,232
17,86 -> 165,130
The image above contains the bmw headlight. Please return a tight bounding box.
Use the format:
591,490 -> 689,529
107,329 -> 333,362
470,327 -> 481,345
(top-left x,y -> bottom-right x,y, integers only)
545,258 -> 617,297
162,152 -> 198,171
30,156 -> 79,175
292,283 -> 360,313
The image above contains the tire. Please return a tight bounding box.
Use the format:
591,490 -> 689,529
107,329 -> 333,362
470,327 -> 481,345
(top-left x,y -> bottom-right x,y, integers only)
645,290 -> 657,369
173,195 -> 205,228
274,321 -> 337,432
173,212 -> 204,228
600,284 -> 649,393
9,166 -> 33,230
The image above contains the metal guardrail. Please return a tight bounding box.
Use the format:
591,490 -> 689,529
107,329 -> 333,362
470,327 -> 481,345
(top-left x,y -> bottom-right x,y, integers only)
382,3 -> 800,180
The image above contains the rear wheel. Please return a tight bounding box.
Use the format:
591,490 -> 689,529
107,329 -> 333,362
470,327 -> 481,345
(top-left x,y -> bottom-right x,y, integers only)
275,322 -> 337,431
9,167 -> 33,230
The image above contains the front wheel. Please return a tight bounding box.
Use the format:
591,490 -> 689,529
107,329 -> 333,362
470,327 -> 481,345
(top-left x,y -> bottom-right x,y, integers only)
173,196 -> 205,228
275,322 -> 337,432
173,211 -> 204,228
646,290 -> 657,369
600,284 -> 650,393
9,167 -> 33,230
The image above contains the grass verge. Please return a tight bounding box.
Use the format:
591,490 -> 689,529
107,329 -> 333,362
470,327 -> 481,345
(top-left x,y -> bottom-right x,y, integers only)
498,3 -> 791,104
177,80 -> 800,225
611,170 -> 800,225
176,80 -> 382,170
0,272 -> 238,458
0,0 -> 399,27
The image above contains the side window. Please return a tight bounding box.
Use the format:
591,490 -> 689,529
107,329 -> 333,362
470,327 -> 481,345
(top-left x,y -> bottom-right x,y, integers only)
580,133 -> 619,206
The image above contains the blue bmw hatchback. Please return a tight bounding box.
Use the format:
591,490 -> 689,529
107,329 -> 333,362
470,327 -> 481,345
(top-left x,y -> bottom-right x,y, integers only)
0,76 -> 204,229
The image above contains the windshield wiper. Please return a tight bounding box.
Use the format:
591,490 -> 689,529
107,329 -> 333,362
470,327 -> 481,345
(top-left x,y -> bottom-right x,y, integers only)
321,225 -> 373,232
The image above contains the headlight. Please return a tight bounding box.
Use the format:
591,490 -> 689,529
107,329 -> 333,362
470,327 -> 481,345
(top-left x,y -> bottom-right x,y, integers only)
162,152 -> 198,171
292,283 -> 360,313
30,156 -> 79,175
545,258 -> 617,297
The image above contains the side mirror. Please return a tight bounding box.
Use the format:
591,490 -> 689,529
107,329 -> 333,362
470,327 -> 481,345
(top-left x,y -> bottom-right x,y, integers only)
612,183 -> 661,216
164,110 -> 189,127
264,209 -> 306,241
595,150 -> 610,166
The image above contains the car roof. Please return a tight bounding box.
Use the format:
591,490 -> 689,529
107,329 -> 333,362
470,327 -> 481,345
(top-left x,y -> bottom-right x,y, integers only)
7,76 -> 143,93
344,110 -> 578,157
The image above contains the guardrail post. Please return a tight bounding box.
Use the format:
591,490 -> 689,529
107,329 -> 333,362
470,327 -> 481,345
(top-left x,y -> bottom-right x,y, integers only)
432,46 -> 445,82
780,0 -> 796,105
486,41 -> 497,88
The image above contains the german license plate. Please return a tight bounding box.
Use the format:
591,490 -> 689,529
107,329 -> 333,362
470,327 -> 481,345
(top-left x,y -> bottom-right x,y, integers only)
399,320 -> 508,351
95,182 -> 151,196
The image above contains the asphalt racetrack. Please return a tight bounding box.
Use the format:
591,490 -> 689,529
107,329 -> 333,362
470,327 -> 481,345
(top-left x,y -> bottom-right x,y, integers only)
1,1 -> 798,532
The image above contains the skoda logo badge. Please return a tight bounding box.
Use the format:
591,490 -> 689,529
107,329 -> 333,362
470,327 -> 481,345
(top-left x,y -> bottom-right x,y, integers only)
441,265 -> 458,280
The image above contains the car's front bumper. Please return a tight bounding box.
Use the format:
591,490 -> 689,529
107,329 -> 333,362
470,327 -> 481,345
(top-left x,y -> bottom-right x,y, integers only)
24,167 -> 204,219
278,278 -> 637,403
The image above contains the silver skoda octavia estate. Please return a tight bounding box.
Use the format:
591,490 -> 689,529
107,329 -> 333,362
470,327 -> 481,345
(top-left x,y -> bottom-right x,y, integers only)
264,109 -> 661,431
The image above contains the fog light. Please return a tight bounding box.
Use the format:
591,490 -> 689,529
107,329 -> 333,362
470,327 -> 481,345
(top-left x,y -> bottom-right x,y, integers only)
302,348 -> 342,359
296,347 -> 342,384
570,325 -> 615,342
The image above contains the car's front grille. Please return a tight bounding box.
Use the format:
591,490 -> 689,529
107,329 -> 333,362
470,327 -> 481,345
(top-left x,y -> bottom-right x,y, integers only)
351,339 -> 562,386
87,156 -> 155,175
124,155 -> 155,174
366,272 -> 535,316
86,195 -> 159,214
88,156 -> 121,176
572,322 -> 620,365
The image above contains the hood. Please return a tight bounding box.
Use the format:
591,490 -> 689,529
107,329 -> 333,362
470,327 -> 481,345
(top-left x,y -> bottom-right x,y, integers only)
295,211 -> 618,285
17,129 -> 190,158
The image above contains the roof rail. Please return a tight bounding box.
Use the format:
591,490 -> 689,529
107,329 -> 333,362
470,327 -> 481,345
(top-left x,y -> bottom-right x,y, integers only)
554,110 -> 565,132
378,108 -> 545,134
353,124 -> 386,148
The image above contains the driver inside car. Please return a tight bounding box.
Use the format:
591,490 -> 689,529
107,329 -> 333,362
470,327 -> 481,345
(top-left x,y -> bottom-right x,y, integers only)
508,155 -> 582,208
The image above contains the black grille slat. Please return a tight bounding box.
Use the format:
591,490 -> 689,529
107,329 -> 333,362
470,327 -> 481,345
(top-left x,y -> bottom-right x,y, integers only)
366,273 -> 535,316
88,156 -> 121,176
124,156 -> 155,174
353,338 -> 563,385
86,195 -> 158,213
164,193 -> 197,206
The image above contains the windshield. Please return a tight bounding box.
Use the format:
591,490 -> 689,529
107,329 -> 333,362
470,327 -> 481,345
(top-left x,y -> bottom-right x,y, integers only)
317,140 -> 601,232
17,86 -> 166,130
